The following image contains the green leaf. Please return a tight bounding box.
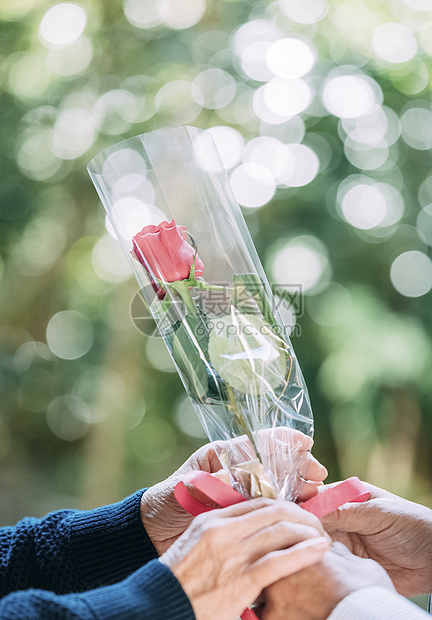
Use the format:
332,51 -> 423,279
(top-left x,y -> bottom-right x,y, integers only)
161,319 -> 181,354
172,314 -> 210,401
206,366 -> 229,402
190,278 -> 229,292
232,273 -> 278,331
184,309 -> 210,355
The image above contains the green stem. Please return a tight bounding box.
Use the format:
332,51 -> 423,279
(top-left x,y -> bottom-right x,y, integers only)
169,280 -> 199,317
226,385 -> 262,464
191,279 -> 233,292
264,348 -> 293,418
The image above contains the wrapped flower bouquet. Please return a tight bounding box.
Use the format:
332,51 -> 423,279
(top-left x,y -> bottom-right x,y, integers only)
88,126 -> 314,503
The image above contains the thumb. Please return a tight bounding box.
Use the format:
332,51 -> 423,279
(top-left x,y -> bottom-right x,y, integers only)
321,481 -> 382,533
213,469 -> 232,486
321,502 -> 368,533
176,441 -> 225,476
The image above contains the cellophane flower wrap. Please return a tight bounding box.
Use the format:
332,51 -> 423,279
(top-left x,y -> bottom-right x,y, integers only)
88,126 -> 314,502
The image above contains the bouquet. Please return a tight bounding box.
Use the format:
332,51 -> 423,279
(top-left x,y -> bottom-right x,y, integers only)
88,126 -> 314,503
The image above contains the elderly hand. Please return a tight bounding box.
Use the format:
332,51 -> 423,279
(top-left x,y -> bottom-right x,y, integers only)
256,542 -> 394,620
321,482 -> 432,597
161,498 -> 331,620
141,433 -> 327,555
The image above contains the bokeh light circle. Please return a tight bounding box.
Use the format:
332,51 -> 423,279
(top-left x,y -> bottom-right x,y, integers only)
155,80 -> 203,124
46,395 -> 90,441
279,0 -> 329,24
266,38 -> 316,78
193,132 -> 225,173
46,36 -> 93,76
241,41 -> 275,82
193,69 -> 236,109
102,148 -> 146,176
417,204 -> 432,246
243,137 -> 292,182
322,75 -> 379,119
39,3 -> 86,47
72,367 -> 126,422
390,251 -> 432,297
400,108 -> 432,151
46,310 -> 93,360
232,20 -> 282,54
260,116 -> 305,144
230,163 -> 276,208
401,0 -> 432,9
157,0 -> 206,30
17,130 -> 62,181
124,0 -> 161,29
279,144 -> 320,187
94,90 -> 134,136
92,235 -> 132,283
307,282 -> 353,327
174,394 -> 207,438
109,197 -> 165,245
7,53 -> 52,101
207,126 -> 245,170
253,86 -> 288,125
269,235 -> 330,293
263,78 -> 312,118
372,23 -> 417,64
52,108 -> 95,159
341,184 -> 387,230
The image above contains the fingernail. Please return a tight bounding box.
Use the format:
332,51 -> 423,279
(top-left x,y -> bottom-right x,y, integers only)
306,537 -> 330,550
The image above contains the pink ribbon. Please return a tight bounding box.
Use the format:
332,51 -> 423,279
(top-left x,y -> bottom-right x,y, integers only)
174,472 -> 369,620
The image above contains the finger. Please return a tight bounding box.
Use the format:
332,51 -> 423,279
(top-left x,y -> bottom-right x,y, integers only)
256,427 -> 314,455
213,434 -> 257,462
296,480 -> 322,502
181,442 -> 225,475
300,453 -> 328,482
182,481 -> 222,509
321,499 -> 384,536
213,469 -> 232,486
209,497 -> 275,518
330,541 -> 353,556
319,480 -> 381,499
274,428 -> 313,451
320,481 -> 389,534
215,429 -> 314,465
245,522 -> 325,563
181,470 -> 232,507
249,537 -> 330,589
213,500 -> 328,539
321,503 -> 361,532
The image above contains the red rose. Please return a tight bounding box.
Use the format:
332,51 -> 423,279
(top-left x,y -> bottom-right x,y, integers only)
132,219 -> 204,297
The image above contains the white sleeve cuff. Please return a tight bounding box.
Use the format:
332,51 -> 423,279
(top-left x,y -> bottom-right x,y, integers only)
328,586 -> 429,620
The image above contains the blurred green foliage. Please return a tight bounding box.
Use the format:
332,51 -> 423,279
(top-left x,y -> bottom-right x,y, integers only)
0,0 -> 432,529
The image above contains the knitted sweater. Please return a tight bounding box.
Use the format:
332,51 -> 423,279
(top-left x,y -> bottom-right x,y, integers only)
0,489 -> 196,619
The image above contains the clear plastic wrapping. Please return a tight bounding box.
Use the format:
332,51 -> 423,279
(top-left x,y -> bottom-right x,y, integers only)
88,126 -> 314,502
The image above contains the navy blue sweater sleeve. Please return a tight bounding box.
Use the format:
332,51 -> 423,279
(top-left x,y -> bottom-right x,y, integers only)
0,560 -> 196,620
0,489 -> 159,597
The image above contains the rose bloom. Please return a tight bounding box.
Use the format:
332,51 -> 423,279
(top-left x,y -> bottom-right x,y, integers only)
132,219 -> 204,297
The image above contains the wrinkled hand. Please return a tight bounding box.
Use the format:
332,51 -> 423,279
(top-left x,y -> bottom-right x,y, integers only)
321,482 -> 432,597
141,434 -> 327,555
257,542 -> 394,620
161,498 -> 331,620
